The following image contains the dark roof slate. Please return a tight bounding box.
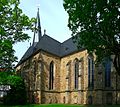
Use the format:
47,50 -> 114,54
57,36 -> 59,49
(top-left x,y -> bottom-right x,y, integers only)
17,34 -> 84,66
35,35 -> 61,56
60,38 -> 78,57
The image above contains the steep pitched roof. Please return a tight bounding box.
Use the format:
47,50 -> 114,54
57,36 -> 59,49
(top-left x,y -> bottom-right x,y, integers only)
16,8 -> 86,67
17,34 -> 84,66
60,38 -> 78,57
17,42 -> 37,65
35,35 -> 61,56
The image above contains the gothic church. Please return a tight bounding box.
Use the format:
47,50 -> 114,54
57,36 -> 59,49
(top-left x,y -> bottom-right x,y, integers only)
16,9 -> 120,105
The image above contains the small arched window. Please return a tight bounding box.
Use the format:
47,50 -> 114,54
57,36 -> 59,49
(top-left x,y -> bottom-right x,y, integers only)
63,96 -> 66,104
49,61 -> 54,90
88,95 -> 93,104
66,62 -> 70,78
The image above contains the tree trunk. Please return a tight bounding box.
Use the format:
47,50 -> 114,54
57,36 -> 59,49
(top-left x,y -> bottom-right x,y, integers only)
113,54 -> 120,76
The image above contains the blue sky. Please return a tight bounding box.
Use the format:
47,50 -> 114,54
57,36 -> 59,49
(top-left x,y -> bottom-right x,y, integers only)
14,0 -> 71,62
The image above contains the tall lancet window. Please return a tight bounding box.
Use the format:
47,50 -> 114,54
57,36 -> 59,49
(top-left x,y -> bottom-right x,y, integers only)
78,58 -> 83,90
49,61 -> 54,90
79,58 -> 83,76
74,59 -> 79,89
88,56 -> 94,88
66,62 -> 70,91
105,58 -> 111,87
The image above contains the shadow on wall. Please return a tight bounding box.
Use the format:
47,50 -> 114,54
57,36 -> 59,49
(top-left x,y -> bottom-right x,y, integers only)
38,53 -> 46,104
28,91 -> 39,104
85,90 -> 93,105
85,81 -> 120,105
116,75 -> 120,104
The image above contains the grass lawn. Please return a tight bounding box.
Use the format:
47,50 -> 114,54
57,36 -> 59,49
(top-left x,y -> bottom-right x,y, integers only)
0,104 -> 120,107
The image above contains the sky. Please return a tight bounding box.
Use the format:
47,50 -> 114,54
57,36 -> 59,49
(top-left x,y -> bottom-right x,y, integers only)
13,0 -> 71,62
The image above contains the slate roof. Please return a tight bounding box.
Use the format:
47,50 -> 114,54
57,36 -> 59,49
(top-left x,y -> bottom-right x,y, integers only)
60,38 -> 78,56
17,34 -> 85,66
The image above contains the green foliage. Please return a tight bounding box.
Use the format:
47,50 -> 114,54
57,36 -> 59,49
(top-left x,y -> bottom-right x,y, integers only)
0,0 -> 36,71
3,75 -> 27,105
0,72 -> 27,105
63,0 -> 120,75
0,72 -> 10,84
0,40 -> 16,70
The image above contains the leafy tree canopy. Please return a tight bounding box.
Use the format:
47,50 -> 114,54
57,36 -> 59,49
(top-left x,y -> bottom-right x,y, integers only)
0,0 -> 36,71
0,72 -> 27,105
63,0 -> 120,75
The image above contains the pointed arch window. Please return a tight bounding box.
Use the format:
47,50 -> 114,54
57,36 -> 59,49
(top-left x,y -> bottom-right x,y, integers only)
66,62 -> 70,78
66,62 -> 71,91
49,61 -> 54,90
79,58 -> 83,76
78,58 -> 83,90
74,59 -> 79,89
88,56 -> 94,88
105,58 -> 111,87
79,61 -> 82,76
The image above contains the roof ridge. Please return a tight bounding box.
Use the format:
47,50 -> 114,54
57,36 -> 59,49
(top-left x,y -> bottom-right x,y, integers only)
44,34 -> 62,44
61,36 -> 73,44
16,35 -> 82,67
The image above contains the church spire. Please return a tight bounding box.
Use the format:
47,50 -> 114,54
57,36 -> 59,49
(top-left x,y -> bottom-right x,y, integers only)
37,8 -> 42,41
32,8 -> 42,46
32,17 -> 37,46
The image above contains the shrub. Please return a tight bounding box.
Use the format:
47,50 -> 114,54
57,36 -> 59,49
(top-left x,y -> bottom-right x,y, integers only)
0,72 -> 27,105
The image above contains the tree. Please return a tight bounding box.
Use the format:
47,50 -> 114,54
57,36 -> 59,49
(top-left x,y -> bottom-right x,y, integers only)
63,0 -> 120,75
4,75 -> 27,105
0,72 -> 27,105
0,0 -> 36,71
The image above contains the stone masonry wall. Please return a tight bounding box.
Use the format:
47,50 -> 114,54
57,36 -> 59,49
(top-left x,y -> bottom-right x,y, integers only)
60,50 -> 88,104
16,49 -> 120,104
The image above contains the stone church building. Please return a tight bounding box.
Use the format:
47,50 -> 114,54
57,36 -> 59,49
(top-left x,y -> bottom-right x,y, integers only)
16,9 -> 120,105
